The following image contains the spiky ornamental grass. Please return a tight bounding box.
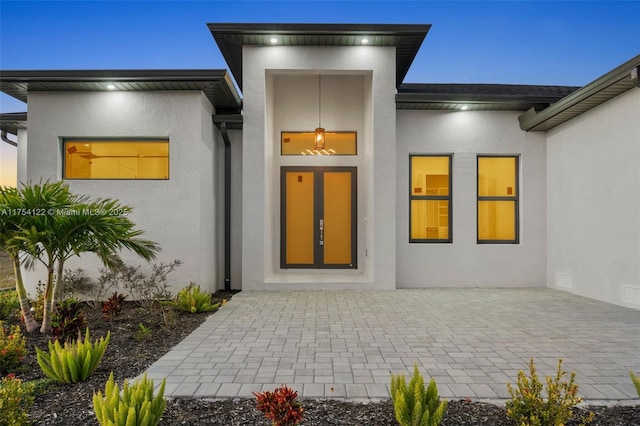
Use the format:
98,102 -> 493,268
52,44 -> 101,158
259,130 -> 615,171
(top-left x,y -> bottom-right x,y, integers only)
174,283 -> 220,314
390,364 -> 448,426
630,370 -> 640,398
93,372 -> 166,426
35,328 -> 110,384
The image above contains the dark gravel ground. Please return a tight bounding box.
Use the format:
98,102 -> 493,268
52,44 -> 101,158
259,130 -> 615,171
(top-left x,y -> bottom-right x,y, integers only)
6,291 -> 639,425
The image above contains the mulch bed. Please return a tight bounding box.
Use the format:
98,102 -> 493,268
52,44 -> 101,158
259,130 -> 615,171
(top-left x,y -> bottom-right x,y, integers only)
5,290 -> 639,425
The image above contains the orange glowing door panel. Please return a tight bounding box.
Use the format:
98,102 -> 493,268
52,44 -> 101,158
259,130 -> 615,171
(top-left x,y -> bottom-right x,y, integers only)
323,172 -> 352,265
281,167 -> 356,269
285,172 -> 315,264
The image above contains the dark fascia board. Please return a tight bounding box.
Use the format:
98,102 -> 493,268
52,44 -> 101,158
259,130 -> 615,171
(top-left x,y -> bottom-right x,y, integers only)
208,23 -> 431,90
0,69 -> 242,111
518,54 -> 640,131
0,112 -> 28,135
396,83 -> 580,111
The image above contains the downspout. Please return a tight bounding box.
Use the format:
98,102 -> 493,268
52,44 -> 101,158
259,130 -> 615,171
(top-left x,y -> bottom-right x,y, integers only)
219,121 -> 232,291
1,130 -> 18,147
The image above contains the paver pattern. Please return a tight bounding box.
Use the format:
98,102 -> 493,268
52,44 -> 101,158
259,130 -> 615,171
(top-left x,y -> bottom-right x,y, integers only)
144,289 -> 640,401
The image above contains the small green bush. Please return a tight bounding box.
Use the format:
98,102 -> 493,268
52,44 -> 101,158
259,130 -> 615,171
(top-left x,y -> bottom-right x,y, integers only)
35,328 -> 110,384
0,322 -> 27,376
135,322 -> 151,342
93,372 -> 166,426
630,370 -> 640,398
506,358 -> 593,426
390,363 -> 447,426
0,374 -> 34,426
0,290 -> 20,321
174,283 -> 220,314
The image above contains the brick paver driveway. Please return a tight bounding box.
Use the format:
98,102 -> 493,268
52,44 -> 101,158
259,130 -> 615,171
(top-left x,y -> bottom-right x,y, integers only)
144,289 -> 639,401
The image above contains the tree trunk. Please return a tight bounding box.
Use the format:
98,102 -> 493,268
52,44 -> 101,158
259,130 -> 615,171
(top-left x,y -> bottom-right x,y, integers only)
51,259 -> 65,314
11,254 -> 39,332
40,267 -> 55,334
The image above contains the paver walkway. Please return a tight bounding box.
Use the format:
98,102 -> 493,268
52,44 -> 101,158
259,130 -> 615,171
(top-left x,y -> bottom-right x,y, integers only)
144,289 -> 639,401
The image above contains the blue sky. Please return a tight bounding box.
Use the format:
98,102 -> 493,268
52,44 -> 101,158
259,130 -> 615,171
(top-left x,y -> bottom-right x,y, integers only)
0,0 -> 639,184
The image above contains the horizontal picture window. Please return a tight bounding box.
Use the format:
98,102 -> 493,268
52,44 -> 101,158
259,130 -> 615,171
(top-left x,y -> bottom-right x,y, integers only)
64,140 -> 169,180
281,131 -> 356,155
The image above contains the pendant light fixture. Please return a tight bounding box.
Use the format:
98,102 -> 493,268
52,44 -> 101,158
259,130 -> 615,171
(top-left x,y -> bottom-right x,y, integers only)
314,74 -> 325,150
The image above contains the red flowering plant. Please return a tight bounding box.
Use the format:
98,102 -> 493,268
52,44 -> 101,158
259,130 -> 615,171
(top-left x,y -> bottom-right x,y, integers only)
253,385 -> 304,426
0,321 -> 27,376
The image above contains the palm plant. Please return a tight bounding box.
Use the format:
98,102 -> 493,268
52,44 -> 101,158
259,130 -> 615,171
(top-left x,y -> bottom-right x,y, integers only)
2,181 -> 160,333
0,186 -> 39,332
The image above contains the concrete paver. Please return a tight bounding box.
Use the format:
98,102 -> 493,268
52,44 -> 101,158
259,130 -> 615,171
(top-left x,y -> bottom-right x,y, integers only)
144,289 -> 640,401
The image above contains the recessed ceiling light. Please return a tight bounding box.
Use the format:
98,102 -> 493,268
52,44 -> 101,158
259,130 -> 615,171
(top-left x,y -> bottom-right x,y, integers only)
106,83 -> 116,90
270,37 -> 278,44
460,105 -> 469,110
361,38 -> 369,44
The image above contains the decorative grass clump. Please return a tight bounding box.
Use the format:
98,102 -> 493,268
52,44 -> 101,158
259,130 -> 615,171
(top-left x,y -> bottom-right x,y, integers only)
35,328 -> 110,384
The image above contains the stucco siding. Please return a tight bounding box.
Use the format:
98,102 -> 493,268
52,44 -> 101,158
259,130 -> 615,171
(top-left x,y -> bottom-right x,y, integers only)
241,45 -> 397,290
547,89 -> 640,308
396,110 -> 547,287
21,91 -> 219,295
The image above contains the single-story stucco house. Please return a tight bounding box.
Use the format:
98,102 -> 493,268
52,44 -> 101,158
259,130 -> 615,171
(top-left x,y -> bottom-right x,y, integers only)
1,23 -> 638,309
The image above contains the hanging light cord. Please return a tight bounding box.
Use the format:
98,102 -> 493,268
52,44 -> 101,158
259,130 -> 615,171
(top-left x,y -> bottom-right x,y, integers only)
318,74 -> 322,127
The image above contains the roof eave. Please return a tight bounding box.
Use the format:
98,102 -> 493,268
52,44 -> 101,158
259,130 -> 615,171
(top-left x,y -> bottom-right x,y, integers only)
518,54 -> 640,132
208,23 -> 431,90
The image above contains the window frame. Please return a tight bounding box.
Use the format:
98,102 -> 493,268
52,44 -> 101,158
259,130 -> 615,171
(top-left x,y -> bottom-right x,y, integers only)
62,138 -> 170,180
280,131 -> 357,156
409,154 -> 453,244
476,154 -> 519,244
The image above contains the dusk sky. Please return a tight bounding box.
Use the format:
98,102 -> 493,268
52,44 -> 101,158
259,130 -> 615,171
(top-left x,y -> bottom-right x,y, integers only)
1,0 -> 639,186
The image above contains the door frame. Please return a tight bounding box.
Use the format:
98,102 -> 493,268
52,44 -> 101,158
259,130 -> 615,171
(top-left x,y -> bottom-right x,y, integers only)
280,166 -> 357,269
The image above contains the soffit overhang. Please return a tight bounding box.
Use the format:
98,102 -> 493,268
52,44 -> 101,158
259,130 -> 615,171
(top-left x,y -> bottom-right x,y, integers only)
208,23 -> 431,90
0,112 -> 27,135
397,83 -> 580,112
0,69 -> 242,114
518,54 -> 640,131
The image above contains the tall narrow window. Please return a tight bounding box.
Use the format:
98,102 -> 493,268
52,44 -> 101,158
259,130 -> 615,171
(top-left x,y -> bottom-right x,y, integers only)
477,155 -> 519,243
64,140 -> 169,180
410,155 -> 452,243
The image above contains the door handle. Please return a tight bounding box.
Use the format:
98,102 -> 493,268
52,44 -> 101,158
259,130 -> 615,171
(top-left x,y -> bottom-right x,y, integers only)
319,218 -> 324,246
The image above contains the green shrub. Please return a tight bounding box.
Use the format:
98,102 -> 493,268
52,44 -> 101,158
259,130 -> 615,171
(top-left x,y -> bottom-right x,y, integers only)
134,322 -> 151,342
93,372 -> 166,426
630,370 -> 640,398
0,290 -> 20,321
0,322 -> 27,376
174,283 -> 220,314
506,358 -> 593,426
0,374 -> 34,426
35,328 -> 110,384
50,298 -> 87,342
390,363 -> 447,426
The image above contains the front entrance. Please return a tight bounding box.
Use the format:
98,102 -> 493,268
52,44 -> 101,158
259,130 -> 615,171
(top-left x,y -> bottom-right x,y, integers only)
281,167 -> 357,269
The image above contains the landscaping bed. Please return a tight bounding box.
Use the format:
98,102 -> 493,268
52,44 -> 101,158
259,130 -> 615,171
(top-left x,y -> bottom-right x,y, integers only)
5,291 -> 639,425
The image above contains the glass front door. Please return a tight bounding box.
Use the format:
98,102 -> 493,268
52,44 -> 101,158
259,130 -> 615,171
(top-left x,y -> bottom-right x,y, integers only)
281,167 -> 357,269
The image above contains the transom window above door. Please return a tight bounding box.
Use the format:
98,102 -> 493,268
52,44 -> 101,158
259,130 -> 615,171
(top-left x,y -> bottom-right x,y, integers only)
281,131 -> 357,155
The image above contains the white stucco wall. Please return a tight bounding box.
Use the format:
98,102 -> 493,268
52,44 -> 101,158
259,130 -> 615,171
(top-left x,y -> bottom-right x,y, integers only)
396,110 -> 547,287
242,45 -> 396,290
21,91 -> 220,295
547,88 -> 640,309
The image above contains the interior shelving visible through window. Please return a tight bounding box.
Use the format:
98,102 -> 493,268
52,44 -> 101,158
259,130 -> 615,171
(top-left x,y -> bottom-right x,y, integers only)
64,139 -> 169,180
477,155 -> 519,243
409,154 -> 452,243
